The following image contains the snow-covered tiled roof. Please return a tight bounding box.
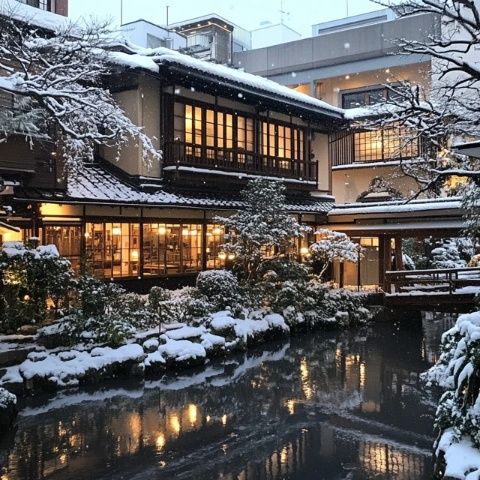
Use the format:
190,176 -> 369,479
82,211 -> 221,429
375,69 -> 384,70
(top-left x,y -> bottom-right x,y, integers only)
16,164 -> 333,214
111,45 -> 344,119
0,0 -> 68,31
329,196 -> 463,216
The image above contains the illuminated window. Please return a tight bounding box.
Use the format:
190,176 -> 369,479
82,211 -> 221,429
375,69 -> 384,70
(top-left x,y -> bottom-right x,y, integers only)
354,126 -> 419,162
261,121 -> 305,163
85,223 -> 140,278
206,225 -> 225,269
142,223 -> 203,275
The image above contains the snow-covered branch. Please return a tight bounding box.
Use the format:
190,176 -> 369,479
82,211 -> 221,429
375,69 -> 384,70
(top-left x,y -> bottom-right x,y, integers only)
0,6 -> 161,171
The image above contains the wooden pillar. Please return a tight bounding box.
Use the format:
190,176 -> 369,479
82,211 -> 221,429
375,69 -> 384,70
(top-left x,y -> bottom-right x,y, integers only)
378,235 -> 392,291
394,236 -> 403,271
339,262 -> 345,288
139,209 -> 144,279
379,235 -> 385,290
201,212 -> 208,271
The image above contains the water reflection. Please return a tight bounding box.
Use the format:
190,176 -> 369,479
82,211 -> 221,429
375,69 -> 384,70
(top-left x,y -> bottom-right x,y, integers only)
0,314 -> 454,480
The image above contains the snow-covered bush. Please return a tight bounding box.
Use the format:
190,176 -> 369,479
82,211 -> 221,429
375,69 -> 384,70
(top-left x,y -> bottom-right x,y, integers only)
196,270 -> 239,309
310,229 -> 362,280
259,258 -> 310,283
41,276 -> 158,347
149,286 -> 211,325
216,178 -> 303,281
0,242 -> 74,332
402,253 -> 416,271
423,312 -> 480,476
431,239 -> 467,269
0,387 -> 17,428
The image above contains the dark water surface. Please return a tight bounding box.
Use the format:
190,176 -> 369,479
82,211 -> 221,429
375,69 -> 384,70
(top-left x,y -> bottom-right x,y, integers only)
0,313 -> 455,480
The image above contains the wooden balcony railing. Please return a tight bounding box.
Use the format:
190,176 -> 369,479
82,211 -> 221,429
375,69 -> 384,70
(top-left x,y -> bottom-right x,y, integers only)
385,267 -> 480,295
329,130 -> 435,167
163,141 -> 317,182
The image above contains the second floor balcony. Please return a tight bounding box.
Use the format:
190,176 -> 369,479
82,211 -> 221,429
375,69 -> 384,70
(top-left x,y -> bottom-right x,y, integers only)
330,125 -> 434,167
163,140 -> 318,183
165,100 -> 319,184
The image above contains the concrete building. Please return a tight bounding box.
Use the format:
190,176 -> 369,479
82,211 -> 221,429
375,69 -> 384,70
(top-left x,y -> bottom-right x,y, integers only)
233,9 -> 437,205
169,14 -> 251,64
120,19 -> 186,50
251,22 -> 301,49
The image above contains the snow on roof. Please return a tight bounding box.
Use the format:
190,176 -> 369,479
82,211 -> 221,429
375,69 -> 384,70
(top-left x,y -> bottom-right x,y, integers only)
0,0 -> 68,31
20,163 -> 333,214
329,196 -> 463,216
343,103 -> 401,120
111,44 -> 344,118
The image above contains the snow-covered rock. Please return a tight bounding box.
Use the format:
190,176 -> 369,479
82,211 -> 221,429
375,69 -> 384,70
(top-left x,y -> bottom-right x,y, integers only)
157,338 -> 206,365
19,344 -> 146,390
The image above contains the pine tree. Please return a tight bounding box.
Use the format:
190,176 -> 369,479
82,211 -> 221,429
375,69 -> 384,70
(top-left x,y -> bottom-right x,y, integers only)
217,179 -> 303,281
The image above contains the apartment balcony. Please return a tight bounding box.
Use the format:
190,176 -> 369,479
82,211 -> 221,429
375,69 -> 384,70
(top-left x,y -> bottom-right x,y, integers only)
163,141 -> 318,184
329,128 -> 435,168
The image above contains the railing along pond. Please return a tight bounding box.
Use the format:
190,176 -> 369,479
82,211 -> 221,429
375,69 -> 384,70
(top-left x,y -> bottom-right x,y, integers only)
385,267 -> 480,295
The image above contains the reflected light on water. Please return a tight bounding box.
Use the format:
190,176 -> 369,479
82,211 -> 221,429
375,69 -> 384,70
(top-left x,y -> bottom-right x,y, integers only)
169,413 -> 181,436
221,414 -> 228,426
360,361 -> 366,389
285,399 -> 296,415
300,358 -> 313,400
188,404 -> 198,426
155,433 -> 166,452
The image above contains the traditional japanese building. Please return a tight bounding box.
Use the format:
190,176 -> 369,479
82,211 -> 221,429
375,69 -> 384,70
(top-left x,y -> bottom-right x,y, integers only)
0,3 -> 345,288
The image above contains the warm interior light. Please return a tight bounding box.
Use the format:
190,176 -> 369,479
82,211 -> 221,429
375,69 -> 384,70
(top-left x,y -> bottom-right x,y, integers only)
182,229 -> 189,236
155,433 -> 166,450
212,227 -> 222,235
300,247 -> 310,255
112,227 -> 122,236
157,226 -> 167,235
190,229 -> 198,236
218,252 -> 227,260
227,253 -> 235,260
131,250 -> 139,261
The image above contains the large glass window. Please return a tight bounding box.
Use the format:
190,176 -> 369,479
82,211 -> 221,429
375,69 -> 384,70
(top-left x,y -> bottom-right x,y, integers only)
206,225 -> 225,269
354,127 -> 419,162
85,223 -> 140,279
262,121 -> 304,163
180,103 -> 253,159
142,223 -> 203,275
44,225 -> 82,272
342,86 -> 388,109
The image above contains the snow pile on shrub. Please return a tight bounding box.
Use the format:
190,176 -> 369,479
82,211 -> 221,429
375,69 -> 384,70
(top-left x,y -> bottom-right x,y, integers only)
0,387 -> 16,408
431,239 -> 467,269
19,344 -> 145,388
0,386 -> 17,428
208,310 -> 289,346
423,311 -> 480,478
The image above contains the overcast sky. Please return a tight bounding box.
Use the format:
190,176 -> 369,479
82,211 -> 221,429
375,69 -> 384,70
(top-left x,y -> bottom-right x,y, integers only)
69,0 -> 383,37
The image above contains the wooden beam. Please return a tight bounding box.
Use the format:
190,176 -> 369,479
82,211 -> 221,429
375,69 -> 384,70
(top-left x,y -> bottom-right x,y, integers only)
394,236 -> 403,271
